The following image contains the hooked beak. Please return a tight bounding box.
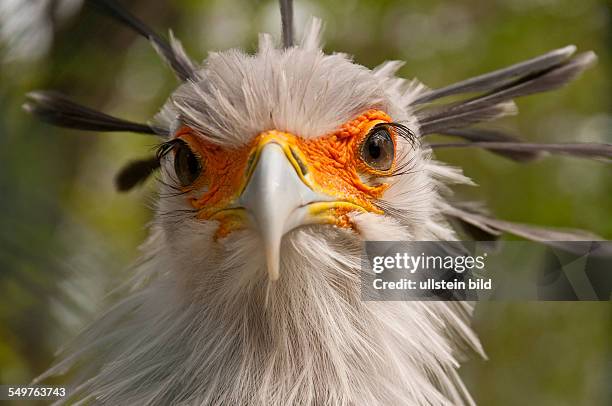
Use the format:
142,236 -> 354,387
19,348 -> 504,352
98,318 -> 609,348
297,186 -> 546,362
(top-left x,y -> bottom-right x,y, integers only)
238,142 -> 334,281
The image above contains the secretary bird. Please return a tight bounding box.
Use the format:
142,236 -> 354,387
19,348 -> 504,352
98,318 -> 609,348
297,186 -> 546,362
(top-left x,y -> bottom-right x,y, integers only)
24,0 -> 611,404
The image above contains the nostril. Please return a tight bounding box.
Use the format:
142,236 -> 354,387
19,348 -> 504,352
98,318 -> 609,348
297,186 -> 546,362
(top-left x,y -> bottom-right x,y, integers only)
245,152 -> 256,176
290,147 -> 309,176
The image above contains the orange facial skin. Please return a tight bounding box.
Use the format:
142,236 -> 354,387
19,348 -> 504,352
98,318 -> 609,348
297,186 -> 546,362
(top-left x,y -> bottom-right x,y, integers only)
172,109 -> 396,236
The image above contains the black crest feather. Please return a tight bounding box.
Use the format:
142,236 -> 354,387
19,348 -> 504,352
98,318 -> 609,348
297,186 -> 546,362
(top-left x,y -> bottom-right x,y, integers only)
88,0 -> 195,81
417,101 -> 517,137
279,0 -> 294,48
413,45 -> 578,104
443,204 -> 612,255
23,91 -> 166,135
430,141 -> 612,162
115,156 -> 160,192
416,49 -> 597,135
432,128 -> 541,162
438,127 -> 525,144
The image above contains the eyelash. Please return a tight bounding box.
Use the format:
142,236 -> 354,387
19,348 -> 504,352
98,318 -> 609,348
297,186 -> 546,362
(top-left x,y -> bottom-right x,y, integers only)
372,122 -> 417,145
154,139 -> 196,196
156,138 -> 183,161
156,122 -> 419,181
367,122 -> 419,178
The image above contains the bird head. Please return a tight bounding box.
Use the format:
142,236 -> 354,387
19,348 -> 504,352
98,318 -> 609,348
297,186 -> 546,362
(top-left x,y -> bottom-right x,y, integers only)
154,22 -> 438,289
25,1 -> 606,404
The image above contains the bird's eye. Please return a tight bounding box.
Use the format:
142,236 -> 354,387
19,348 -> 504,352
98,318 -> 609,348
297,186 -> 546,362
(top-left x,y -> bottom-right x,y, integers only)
174,141 -> 202,186
360,127 -> 394,171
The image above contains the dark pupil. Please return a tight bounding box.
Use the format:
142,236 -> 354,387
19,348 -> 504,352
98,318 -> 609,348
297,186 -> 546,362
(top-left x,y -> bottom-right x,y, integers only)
362,128 -> 394,171
175,143 -> 200,186
185,150 -> 199,175
368,137 -> 383,160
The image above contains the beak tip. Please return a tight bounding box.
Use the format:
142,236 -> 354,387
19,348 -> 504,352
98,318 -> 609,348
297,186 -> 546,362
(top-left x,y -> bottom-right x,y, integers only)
267,260 -> 281,281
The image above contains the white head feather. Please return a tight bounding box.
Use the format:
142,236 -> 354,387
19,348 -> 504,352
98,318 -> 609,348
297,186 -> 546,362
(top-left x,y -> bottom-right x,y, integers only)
42,19 -> 483,406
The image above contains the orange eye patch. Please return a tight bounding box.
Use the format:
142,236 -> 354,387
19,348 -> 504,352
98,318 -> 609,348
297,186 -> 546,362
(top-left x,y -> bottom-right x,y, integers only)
169,109 -> 400,231
293,110 -> 395,210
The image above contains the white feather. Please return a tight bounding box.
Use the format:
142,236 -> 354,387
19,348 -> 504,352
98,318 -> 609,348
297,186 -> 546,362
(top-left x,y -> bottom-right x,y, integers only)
45,18 -> 482,406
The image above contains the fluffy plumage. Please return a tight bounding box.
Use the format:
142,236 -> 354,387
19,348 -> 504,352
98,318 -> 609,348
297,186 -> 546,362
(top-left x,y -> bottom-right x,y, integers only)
25,2 -> 607,405
160,28 -> 412,146
36,19 -> 484,406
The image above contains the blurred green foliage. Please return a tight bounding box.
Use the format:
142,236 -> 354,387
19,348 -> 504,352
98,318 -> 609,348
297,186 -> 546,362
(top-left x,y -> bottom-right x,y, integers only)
0,0 -> 610,405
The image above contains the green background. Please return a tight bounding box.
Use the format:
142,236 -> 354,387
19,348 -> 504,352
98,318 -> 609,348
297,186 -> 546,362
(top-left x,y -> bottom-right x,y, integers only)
0,0 -> 610,404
